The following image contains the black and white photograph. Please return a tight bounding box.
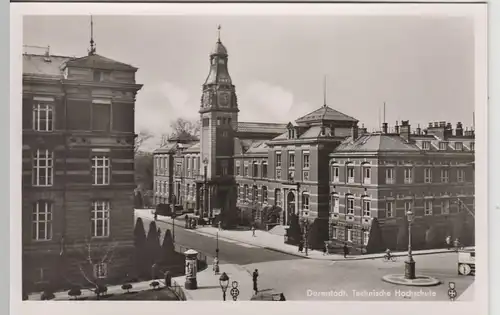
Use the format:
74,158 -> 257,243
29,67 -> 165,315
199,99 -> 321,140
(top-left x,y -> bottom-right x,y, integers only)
10,2 -> 488,313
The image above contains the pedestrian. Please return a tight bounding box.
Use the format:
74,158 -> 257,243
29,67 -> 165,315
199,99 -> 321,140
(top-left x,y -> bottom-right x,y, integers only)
252,269 -> 259,295
445,235 -> 452,250
184,214 -> 189,228
323,244 -> 327,256
252,225 -> 256,237
343,243 -> 349,258
213,257 -> 220,275
218,221 -> 222,231
454,238 -> 461,250
154,212 -> 158,221
298,240 -> 304,253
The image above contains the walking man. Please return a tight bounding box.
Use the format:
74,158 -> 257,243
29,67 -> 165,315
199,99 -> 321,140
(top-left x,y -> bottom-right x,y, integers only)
343,243 -> 349,258
252,225 -> 256,237
445,235 -> 452,250
218,221 -> 222,231
252,269 -> 259,295
298,240 -> 304,253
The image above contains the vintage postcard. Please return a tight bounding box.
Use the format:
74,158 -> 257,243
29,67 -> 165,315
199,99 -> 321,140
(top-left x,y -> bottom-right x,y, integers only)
10,2 -> 488,315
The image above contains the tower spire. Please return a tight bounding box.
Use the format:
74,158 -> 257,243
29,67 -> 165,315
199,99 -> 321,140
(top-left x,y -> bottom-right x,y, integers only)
217,25 -> 221,43
323,75 -> 327,107
88,15 -> 96,56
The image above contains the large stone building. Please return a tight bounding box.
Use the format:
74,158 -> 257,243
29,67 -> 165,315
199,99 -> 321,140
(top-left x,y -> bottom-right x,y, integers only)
153,30 -> 475,252
22,43 -> 142,293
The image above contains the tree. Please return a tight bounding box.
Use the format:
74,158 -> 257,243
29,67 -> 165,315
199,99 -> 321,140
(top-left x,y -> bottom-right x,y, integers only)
286,214 -> 302,245
68,287 -> 82,300
161,117 -> 200,146
135,130 -> 153,153
134,218 -> 149,277
135,153 -> 154,192
146,221 -> 162,267
160,229 -> 175,263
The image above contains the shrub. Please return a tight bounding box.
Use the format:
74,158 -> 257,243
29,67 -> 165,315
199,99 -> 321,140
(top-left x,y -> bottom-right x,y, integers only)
286,214 -> 302,245
121,283 -> 133,293
41,289 -> 55,301
68,287 -> 82,300
150,281 -> 160,290
164,271 -> 172,287
94,285 -> 108,298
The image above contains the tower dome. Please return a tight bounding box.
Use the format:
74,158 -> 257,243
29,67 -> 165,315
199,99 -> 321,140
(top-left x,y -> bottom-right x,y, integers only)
211,41 -> 227,56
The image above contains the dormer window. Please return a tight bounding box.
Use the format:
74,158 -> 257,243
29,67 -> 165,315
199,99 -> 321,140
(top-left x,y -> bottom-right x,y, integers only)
439,142 -> 448,150
422,141 -> 431,150
454,142 -> 463,151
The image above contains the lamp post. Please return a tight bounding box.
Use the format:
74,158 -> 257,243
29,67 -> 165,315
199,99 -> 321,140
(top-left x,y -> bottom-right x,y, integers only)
216,231 -> 219,259
405,210 -> 415,279
301,218 -> 309,257
219,272 -> 229,301
203,157 -> 208,219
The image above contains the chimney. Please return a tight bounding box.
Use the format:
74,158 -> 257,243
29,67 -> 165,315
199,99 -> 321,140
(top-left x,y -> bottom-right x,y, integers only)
444,122 -> 453,138
400,120 -> 411,142
395,121 -> 399,134
427,121 -> 445,139
359,124 -> 367,135
351,125 -> 359,140
382,122 -> 388,134
416,124 -> 421,135
456,122 -> 464,136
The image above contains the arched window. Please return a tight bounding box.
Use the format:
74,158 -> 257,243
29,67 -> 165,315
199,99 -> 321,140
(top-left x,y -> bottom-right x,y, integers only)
330,193 -> 339,215
362,196 -> 371,217
302,192 -> 310,215
346,195 -> 355,215
262,186 -> 268,203
274,189 -> 282,207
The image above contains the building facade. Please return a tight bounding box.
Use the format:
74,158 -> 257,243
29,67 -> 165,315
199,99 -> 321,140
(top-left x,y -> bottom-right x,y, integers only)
22,48 -> 142,293
153,31 -> 475,252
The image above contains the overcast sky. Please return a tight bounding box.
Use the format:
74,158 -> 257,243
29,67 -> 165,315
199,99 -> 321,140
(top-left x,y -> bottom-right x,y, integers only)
23,15 -> 475,149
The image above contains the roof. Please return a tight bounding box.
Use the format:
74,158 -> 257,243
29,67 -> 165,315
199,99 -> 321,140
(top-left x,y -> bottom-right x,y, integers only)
23,54 -> 70,77
168,130 -> 199,142
245,140 -> 269,154
295,105 -> 358,124
334,133 -> 420,153
211,40 -> 228,56
65,53 -> 137,71
237,122 -> 287,134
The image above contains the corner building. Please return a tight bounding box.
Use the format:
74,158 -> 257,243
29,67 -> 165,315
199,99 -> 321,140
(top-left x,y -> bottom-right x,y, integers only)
22,50 -> 142,292
153,32 -> 475,253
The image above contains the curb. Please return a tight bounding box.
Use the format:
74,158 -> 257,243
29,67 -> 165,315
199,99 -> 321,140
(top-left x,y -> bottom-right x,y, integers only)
140,213 -> 459,262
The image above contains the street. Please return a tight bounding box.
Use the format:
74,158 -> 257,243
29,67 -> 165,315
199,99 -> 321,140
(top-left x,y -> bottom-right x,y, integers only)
137,212 -> 474,301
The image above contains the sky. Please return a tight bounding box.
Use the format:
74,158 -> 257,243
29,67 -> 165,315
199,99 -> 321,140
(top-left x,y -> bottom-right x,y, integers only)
23,15 -> 475,150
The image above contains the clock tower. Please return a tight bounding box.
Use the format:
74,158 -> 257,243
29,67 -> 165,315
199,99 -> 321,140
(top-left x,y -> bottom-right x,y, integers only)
199,26 -> 238,223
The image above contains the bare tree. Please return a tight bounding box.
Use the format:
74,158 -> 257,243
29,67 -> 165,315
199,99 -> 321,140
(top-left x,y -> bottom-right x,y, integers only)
72,237 -> 119,299
135,130 -> 154,153
160,118 -> 201,146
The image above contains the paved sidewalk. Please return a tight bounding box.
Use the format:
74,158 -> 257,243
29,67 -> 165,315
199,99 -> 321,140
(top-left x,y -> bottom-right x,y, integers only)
174,263 -> 253,301
135,210 -> 466,262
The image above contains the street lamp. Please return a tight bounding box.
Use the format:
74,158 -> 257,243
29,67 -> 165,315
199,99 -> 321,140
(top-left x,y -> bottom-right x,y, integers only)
301,218 -> 309,257
405,210 -> 415,279
219,272 -> 229,301
216,231 -> 219,259
203,157 -> 209,219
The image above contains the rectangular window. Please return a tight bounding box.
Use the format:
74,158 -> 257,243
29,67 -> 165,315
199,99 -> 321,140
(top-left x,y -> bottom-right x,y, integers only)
303,171 -> 309,181
424,200 -> 433,215
422,141 -> 430,150
32,201 -> 52,241
363,167 -> 371,184
275,190 -> 282,207
221,160 -> 228,176
303,152 -> 310,168
385,168 -> 394,184
302,194 -> 310,211
404,201 -> 412,212
93,263 -> 108,279
454,142 -> 463,151
91,200 -> 110,238
404,168 -> 413,184
235,162 -> 241,176
441,169 -> 449,183
362,199 -> 371,217
347,166 -> 355,183
276,152 -> 282,168
363,231 -> 370,246
262,187 -> 268,203
253,162 -> 258,177
332,166 -> 340,182
442,200 -> 450,214
276,169 -> 281,180
289,152 -> 295,168
386,201 -> 394,218
331,227 -> 337,239
33,103 -> 54,132
92,102 -> 111,131
347,198 -> 354,215
331,195 -> 340,214
347,229 -> 353,242
92,155 -> 110,185
244,163 -> 249,177
439,142 -> 448,150
457,169 -> 465,182
32,149 -> 54,187
262,162 -> 268,178
424,168 -> 432,183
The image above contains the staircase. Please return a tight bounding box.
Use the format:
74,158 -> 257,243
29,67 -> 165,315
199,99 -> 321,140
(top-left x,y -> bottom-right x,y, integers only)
268,225 -> 288,236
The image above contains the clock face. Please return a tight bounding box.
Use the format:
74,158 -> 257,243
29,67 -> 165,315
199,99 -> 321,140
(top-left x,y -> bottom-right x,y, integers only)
459,264 -> 471,276
219,92 -> 231,107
